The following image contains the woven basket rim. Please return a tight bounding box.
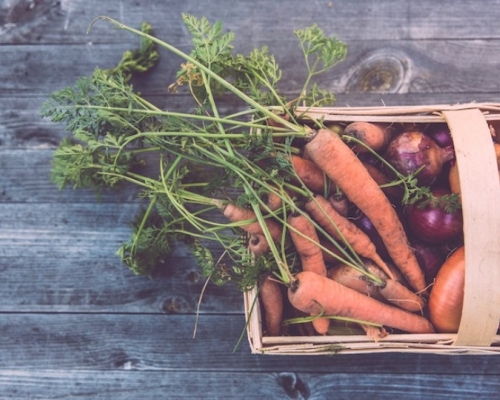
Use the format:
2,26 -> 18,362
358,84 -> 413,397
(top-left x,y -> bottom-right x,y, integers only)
245,103 -> 500,355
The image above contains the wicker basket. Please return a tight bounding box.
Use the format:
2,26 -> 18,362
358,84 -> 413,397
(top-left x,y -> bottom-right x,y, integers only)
245,103 -> 500,355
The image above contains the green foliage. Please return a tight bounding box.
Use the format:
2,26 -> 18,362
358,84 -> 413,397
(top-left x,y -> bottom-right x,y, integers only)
295,24 -> 347,74
44,15 -> 348,289
105,22 -> 160,81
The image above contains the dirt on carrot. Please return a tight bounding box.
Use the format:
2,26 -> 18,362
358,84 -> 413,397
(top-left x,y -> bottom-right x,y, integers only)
343,121 -> 394,153
288,212 -> 330,334
305,194 -> 395,281
288,213 -> 327,277
291,155 -> 329,194
259,275 -> 284,336
220,203 -> 283,242
288,271 -> 434,334
305,129 -> 427,293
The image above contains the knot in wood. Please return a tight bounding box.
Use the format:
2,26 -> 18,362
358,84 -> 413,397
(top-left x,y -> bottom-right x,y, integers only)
347,50 -> 410,93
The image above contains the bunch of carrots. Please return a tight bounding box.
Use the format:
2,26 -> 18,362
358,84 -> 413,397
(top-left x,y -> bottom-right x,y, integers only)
43,15 -> 497,342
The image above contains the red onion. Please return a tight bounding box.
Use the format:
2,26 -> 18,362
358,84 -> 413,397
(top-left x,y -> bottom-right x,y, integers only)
384,130 -> 455,186
427,124 -> 454,148
411,240 -> 446,285
405,188 -> 463,244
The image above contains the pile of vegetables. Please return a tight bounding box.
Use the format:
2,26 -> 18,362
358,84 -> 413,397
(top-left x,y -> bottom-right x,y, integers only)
42,15 -> 500,340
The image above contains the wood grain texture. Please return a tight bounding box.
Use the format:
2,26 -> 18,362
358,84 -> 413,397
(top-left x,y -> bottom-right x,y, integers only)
0,370 -> 498,399
0,201 -> 243,313
2,0 -> 500,45
0,314 -> 499,374
4,40 -> 500,97
2,0 -> 500,397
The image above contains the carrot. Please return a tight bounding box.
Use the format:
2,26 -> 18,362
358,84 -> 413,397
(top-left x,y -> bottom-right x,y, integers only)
448,161 -> 461,195
259,275 -> 284,336
290,155 -> 329,194
305,194 -> 395,281
305,129 -> 427,293
248,233 -> 270,255
328,261 -> 425,313
288,213 -> 327,277
378,276 -> 425,313
220,203 -> 282,242
261,190 -> 283,211
288,271 -> 435,334
343,121 -> 394,153
361,324 -> 389,341
327,263 -> 386,302
363,259 -> 425,313
361,161 -> 403,202
320,239 -> 345,265
287,213 -> 330,334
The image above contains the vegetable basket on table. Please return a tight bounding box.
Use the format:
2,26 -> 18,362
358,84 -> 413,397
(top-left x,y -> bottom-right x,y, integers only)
245,103 -> 500,355
41,16 -> 500,356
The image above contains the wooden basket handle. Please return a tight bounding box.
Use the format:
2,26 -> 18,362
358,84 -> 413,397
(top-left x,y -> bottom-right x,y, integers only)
442,108 -> 500,346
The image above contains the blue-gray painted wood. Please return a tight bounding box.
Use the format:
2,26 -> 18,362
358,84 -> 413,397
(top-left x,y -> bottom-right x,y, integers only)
1,0 -> 500,398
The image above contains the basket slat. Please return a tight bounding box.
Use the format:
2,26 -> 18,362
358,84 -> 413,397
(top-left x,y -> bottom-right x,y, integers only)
442,109 -> 500,346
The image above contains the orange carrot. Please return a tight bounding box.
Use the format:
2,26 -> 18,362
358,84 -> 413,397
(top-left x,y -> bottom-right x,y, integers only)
378,276 -> 425,313
361,324 -> 389,341
305,129 -> 426,293
327,263 -> 386,302
288,213 -> 327,277
364,259 -> 425,313
248,233 -> 270,255
343,121 -> 394,153
288,271 -> 434,334
261,190 -> 283,211
220,203 -> 282,242
287,213 -> 330,334
305,194 -> 395,281
291,155 -> 329,194
328,261 -> 425,313
361,162 -> 403,202
448,161 -> 461,195
320,239 -> 345,265
259,275 -> 284,336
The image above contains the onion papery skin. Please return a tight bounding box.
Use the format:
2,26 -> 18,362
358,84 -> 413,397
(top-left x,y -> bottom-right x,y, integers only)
428,246 -> 465,333
384,130 -> 455,186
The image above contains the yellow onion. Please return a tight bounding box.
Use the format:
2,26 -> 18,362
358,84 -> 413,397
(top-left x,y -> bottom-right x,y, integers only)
428,246 -> 465,333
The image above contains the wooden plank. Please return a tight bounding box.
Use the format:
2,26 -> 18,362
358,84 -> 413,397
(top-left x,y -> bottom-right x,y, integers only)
0,202 -> 243,313
0,149 -> 139,202
0,369 -> 498,399
4,38 -> 500,98
0,314 -> 500,374
2,0 -> 500,45
0,255 -> 243,313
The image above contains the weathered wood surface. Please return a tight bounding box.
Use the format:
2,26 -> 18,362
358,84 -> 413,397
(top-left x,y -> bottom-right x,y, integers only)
2,0 -> 500,398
